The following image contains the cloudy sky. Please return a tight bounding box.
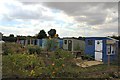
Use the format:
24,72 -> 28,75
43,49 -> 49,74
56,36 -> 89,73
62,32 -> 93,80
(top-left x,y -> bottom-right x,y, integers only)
0,0 -> 119,37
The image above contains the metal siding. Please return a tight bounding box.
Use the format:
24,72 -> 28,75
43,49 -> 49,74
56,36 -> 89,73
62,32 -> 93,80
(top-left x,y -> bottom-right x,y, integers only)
37,39 -> 39,46
85,37 -> 118,63
63,38 -> 85,51
32,39 -> 35,45
40,39 -> 42,46
42,39 -> 47,49
73,39 -> 85,51
59,40 -> 63,49
102,40 -> 118,63
72,39 -> 74,51
63,39 -> 68,50
85,39 -> 95,57
37,39 -> 42,47
102,40 -> 107,63
25,40 -> 28,45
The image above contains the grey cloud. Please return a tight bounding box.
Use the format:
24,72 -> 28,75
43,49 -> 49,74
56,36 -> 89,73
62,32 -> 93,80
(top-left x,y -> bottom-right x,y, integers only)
108,17 -> 118,23
43,2 -> 118,25
94,22 -> 118,33
10,10 -> 41,19
75,13 -> 107,25
1,1 -> 55,21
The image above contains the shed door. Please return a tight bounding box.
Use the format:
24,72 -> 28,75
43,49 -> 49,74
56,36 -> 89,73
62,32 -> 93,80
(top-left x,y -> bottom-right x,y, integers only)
68,40 -> 72,51
95,40 -> 103,61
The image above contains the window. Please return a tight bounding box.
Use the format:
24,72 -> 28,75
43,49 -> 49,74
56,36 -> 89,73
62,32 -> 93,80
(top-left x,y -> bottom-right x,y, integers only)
97,41 -> 100,44
88,40 -> 93,45
107,45 -> 111,55
107,44 -> 116,55
64,40 -> 67,44
111,44 -> 116,54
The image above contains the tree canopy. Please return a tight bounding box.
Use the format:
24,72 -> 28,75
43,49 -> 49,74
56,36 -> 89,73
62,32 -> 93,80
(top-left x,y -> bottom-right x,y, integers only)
37,30 -> 47,39
48,29 -> 56,38
9,34 -> 14,37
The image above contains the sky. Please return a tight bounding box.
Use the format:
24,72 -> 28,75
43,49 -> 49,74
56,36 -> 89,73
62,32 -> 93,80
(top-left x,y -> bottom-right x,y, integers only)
0,0 -> 119,38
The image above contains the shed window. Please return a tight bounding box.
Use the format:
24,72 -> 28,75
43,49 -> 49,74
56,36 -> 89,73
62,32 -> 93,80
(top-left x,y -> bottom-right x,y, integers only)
88,40 -> 93,45
64,40 -> 67,44
107,44 -> 116,55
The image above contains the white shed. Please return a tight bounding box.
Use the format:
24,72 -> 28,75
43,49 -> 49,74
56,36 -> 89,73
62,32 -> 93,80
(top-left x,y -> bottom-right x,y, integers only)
63,37 -> 85,52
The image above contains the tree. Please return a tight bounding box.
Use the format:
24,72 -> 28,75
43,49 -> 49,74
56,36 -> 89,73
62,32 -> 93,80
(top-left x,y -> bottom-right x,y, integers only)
78,36 -> 85,40
9,34 -> 14,37
8,34 -> 16,42
48,29 -> 56,38
37,30 -> 47,39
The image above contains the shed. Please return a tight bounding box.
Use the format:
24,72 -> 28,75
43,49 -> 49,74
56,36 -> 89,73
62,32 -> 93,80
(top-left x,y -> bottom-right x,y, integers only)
42,39 -> 48,49
36,39 -> 42,47
20,40 -> 25,45
42,38 -> 60,51
85,37 -> 119,63
63,37 -> 85,52
59,39 -> 63,49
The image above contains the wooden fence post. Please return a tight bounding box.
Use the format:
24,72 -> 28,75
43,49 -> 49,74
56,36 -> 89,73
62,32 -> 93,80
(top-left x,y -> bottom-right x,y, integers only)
108,54 -> 110,66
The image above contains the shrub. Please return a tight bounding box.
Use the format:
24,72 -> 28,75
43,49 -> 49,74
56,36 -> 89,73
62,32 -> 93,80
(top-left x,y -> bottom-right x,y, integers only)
2,54 -> 45,78
2,42 -> 26,55
27,45 -> 41,55
46,38 -> 59,51
44,49 -> 74,77
54,49 -> 74,59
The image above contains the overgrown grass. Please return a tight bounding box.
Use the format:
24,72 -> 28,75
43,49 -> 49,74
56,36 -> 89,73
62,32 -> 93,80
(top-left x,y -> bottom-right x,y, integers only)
2,42 -> 27,55
2,43 -> 119,78
2,54 -> 45,78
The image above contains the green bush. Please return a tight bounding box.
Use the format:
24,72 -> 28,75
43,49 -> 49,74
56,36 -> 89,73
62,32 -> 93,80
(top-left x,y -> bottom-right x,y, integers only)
46,38 -> 59,51
2,54 -> 45,78
44,49 -> 74,77
54,49 -> 74,59
27,45 -> 41,54
2,42 -> 26,55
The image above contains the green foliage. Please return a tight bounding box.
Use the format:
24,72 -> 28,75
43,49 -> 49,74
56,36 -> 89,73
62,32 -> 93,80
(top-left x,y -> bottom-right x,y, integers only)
46,39 -> 52,51
45,49 -> 74,77
54,49 -> 74,60
2,43 -> 26,55
3,36 -> 16,42
9,34 -> 14,37
2,54 -> 45,78
2,43 -> 118,78
46,39 -> 59,51
37,30 -> 47,39
48,29 -> 56,38
27,45 -> 41,54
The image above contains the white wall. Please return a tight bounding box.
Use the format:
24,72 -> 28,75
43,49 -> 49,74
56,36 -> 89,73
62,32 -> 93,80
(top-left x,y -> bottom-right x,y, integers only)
63,38 -> 85,52
73,39 -> 85,51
